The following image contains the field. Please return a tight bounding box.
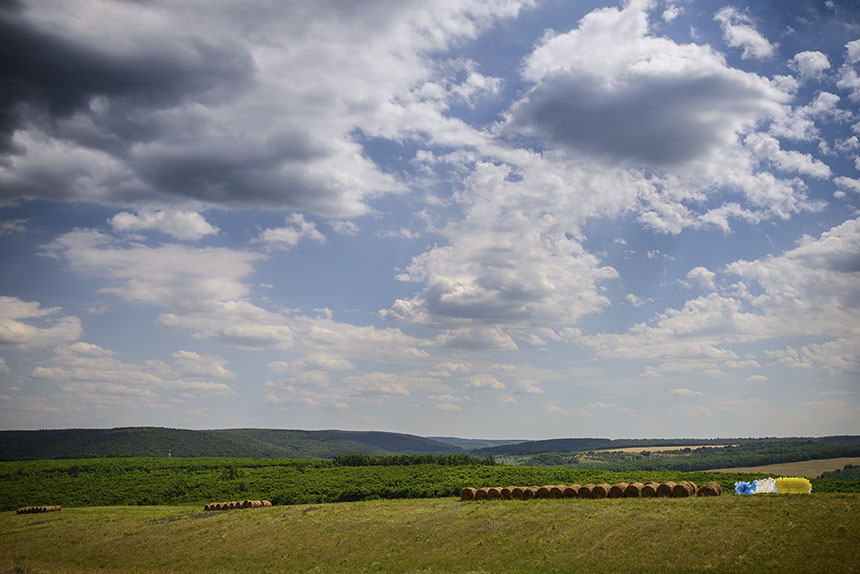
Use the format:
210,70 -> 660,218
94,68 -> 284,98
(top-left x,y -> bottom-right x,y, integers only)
708,457 -> 860,478
593,444 -> 734,453
5,457 -> 860,511
3,495 -> 859,573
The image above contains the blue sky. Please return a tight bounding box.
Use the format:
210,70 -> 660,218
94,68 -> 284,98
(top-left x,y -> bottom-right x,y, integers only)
1,0 -> 858,439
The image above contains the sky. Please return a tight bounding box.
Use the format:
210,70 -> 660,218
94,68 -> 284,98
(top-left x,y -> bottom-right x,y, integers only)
1,0 -> 859,439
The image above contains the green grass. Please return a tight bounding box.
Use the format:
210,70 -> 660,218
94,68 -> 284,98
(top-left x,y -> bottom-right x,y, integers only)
2,495 -> 859,573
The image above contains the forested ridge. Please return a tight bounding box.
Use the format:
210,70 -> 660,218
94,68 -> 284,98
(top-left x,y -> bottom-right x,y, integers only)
0,428 -> 463,461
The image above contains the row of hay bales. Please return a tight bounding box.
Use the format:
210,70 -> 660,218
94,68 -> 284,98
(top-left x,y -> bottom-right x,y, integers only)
17,506 -> 61,514
203,500 -> 272,511
461,481 -> 723,501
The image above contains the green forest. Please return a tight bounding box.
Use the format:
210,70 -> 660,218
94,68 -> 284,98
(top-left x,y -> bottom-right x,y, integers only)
0,427 -> 461,460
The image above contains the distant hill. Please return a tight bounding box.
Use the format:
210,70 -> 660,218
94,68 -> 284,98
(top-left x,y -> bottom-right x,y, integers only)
0,427 -> 463,460
470,436 -> 860,456
471,438 -> 615,455
427,437 -> 527,450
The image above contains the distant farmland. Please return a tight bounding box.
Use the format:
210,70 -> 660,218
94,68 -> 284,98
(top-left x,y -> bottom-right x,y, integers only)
707,457 -> 860,478
594,444 -> 735,453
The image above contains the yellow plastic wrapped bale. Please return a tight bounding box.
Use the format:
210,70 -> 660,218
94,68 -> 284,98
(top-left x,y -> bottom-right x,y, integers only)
775,477 -> 812,494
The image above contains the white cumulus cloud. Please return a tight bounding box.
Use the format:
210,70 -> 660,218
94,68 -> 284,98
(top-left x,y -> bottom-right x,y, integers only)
110,209 -> 219,241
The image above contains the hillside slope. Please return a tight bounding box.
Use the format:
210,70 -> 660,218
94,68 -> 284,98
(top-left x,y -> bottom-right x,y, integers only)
0,427 -> 462,460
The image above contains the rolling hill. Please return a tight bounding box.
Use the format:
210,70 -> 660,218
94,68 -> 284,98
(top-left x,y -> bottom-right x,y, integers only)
0,427 -> 463,460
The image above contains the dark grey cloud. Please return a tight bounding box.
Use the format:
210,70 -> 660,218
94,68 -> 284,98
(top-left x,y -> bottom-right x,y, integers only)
0,4 -> 255,154
509,69 -> 776,167
0,1 -> 427,215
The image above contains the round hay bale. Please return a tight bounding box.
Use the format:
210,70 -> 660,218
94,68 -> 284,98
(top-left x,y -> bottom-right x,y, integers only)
656,482 -> 676,497
672,481 -> 697,497
535,486 -> 551,499
262,500 -> 272,507
510,487 -> 524,499
487,487 -> 502,500
697,482 -> 722,497
460,487 -> 477,501
641,482 -> 660,497
500,487 -> 513,500
579,484 -> 595,499
609,483 -> 628,498
687,481 -> 698,495
625,482 -> 644,497
592,483 -> 611,499
474,487 -> 489,501
548,485 -> 564,499
521,487 -> 536,500
563,484 -> 580,498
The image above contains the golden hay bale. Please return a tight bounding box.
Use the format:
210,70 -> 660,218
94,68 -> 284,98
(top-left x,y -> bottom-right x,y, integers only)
510,487 -> 524,499
460,487 -> 477,501
675,481 -> 698,497
641,482 -> 660,497
578,484 -> 595,499
549,485 -> 565,499
535,486 -> 551,499
500,487 -> 513,500
487,487 -> 502,500
592,483 -> 611,499
609,483 -> 628,498
563,484 -> 580,498
672,482 -> 693,497
262,500 -> 272,507
474,487 -> 489,501
697,482 -> 722,497
625,482 -> 644,497
521,487 -> 536,500
656,482 -> 676,497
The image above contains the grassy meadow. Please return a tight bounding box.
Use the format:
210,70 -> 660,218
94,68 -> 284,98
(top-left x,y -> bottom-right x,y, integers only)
3,495 -> 859,573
